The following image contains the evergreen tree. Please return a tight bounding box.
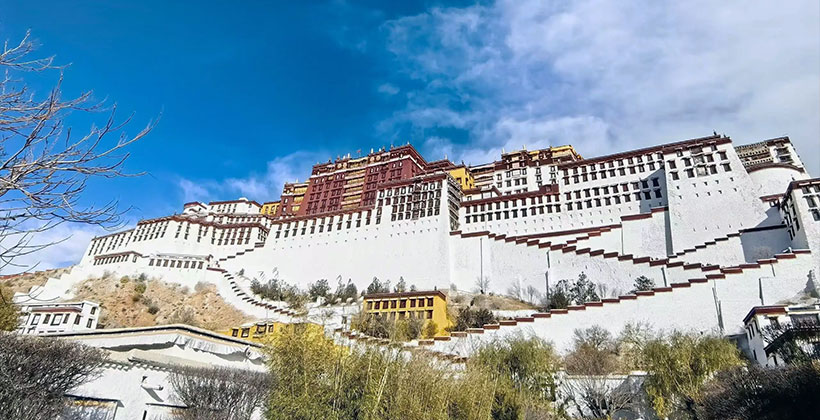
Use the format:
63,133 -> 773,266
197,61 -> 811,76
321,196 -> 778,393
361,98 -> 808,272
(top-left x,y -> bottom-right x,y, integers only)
394,277 -> 407,293
0,287 -> 20,332
632,275 -> 655,293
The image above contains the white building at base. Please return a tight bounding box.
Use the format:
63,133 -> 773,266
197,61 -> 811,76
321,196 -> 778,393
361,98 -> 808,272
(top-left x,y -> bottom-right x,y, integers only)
52,324 -> 266,420
12,299 -> 100,335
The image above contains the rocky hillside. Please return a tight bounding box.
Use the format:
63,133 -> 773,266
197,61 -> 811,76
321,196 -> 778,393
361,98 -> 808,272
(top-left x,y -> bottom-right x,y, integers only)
0,268 -> 71,294
72,273 -> 251,331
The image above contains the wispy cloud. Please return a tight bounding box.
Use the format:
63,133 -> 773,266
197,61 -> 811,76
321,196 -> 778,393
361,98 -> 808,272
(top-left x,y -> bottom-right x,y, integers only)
377,83 -> 400,96
0,222 -> 106,274
177,150 -> 328,204
381,0 -> 820,173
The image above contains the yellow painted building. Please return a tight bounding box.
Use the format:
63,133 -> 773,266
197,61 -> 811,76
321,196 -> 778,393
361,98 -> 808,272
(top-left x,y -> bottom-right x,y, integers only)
219,320 -> 284,342
260,201 -> 280,216
362,290 -> 452,335
448,166 -> 475,191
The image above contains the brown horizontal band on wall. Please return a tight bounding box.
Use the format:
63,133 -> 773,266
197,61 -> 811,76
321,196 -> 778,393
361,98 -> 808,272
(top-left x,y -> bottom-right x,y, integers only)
621,213 -> 652,221
556,134 -> 729,169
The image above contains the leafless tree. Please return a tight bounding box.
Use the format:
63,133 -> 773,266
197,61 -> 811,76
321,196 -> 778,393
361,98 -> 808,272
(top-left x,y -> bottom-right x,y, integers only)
475,275 -> 490,295
525,285 -> 540,304
559,373 -> 642,420
0,333 -> 106,419
506,278 -> 523,301
560,325 -> 642,419
170,365 -> 272,420
0,32 -> 154,274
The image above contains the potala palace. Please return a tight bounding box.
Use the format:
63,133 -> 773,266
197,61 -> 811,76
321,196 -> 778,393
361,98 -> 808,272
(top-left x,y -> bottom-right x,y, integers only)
20,133 -> 820,357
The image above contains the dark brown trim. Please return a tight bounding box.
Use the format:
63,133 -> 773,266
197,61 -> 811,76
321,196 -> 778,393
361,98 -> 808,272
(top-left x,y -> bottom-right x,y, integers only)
557,134 -> 730,169
362,290 -> 446,300
743,306 -> 787,324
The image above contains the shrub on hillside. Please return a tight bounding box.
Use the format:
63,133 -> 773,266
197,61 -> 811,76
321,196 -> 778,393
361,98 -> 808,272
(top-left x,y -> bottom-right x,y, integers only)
0,286 -> 20,331
307,279 -> 330,301
631,276 -> 655,293
696,363 -> 820,420
170,365 -> 271,420
642,332 -> 743,418
452,307 -> 496,331
0,334 -> 106,419
265,324 -> 530,420
471,334 -> 561,416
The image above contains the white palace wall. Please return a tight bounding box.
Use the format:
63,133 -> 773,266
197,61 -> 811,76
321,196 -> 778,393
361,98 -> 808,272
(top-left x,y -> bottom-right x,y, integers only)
429,251 -> 815,355
664,142 -> 771,253
222,214 -> 453,291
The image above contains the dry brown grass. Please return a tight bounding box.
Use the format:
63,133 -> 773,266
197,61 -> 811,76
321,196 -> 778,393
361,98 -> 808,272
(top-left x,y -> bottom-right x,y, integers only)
446,290 -> 536,311
0,268 -> 71,295
72,274 -> 251,330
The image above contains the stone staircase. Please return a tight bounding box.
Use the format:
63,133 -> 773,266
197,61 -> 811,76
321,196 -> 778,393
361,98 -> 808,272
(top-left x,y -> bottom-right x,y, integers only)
421,248 -> 812,359
205,266 -> 298,320
667,224 -> 788,266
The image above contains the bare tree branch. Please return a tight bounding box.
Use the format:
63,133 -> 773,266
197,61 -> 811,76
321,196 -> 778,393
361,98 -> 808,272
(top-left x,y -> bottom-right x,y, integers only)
0,32 -> 155,275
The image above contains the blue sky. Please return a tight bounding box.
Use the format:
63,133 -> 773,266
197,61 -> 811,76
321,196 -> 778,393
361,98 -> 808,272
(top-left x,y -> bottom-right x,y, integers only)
1,0 -> 818,269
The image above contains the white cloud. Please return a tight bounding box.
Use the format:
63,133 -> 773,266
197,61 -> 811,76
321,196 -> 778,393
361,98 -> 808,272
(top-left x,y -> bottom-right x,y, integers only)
382,0 -> 820,173
176,150 -> 329,204
0,222 -> 105,274
178,178 -> 212,203
377,83 -> 400,95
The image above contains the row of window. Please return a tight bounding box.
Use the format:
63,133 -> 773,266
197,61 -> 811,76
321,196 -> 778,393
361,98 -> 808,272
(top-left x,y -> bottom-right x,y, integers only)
464,189 -> 664,224
802,187 -> 820,222
367,297 -> 435,310
28,311 -> 94,329
669,163 -> 731,180
87,231 -> 132,256
368,310 -> 434,320
274,213 -> 380,239
148,258 -> 206,270
93,254 -> 138,265
230,324 -> 275,338
132,221 -> 170,243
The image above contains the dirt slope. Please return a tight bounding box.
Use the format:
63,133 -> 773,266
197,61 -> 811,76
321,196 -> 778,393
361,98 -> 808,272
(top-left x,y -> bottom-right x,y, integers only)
72,273 -> 251,330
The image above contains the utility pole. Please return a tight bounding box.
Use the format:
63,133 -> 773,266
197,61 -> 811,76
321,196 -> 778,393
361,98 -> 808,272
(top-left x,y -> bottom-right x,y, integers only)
545,251 -> 551,305
479,237 -> 484,293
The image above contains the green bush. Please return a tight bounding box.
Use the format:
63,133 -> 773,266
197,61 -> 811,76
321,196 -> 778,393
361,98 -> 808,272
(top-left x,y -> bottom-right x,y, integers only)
452,307 -> 496,331
642,332 -> 743,418
134,282 -> 147,295
265,325 -> 524,420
